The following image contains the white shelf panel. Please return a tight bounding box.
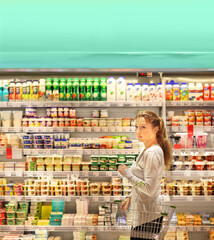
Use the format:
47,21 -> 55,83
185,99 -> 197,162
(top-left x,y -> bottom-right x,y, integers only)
0,225 -> 212,232
0,101 -> 162,108
0,127 -> 23,133
160,195 -> 214,202
165,170 -> 214,178
22,126 -> 135,133
173,148 -> 214,155
0,196 -> 125,202
169,226 -> 213,232
23,149 -> 140,155
167,126 -> 214,133
166,101 -> 214,107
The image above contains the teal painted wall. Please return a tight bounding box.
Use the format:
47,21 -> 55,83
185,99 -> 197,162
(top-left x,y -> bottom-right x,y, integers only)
0,0 -> 214,68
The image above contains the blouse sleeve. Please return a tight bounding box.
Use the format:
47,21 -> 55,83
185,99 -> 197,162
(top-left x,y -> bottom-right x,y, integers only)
122,151 -> 163,197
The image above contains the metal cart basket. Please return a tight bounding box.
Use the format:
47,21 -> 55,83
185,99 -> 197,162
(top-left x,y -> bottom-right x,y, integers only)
116,204 -> 176,240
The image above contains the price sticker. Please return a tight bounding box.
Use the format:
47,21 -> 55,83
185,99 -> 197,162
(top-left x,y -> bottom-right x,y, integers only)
16,171 -> 23,177
5,171 -> 11,177
85,127 -> 92,132
187,196 -> 193,202
12,148 -> 23,159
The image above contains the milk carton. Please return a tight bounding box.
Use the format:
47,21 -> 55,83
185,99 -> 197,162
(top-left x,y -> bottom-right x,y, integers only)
126,83 -> 134,101
116,77 -> 126,102
107,77 -> 116,101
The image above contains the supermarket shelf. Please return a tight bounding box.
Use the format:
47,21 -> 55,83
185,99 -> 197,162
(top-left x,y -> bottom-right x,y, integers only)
165,170 -> 214,178
169,226 -> 214,232
166,101 -> 214,107
0,196 -> 125,202
167,126 -> 214,133
0,127 -> 135,133
0,101 -> 162,108
160,195 -> 214,202
173,148 -> 214,155
23,149 -> 140,155
0,225 -> 213,232
23,126 -> 135,133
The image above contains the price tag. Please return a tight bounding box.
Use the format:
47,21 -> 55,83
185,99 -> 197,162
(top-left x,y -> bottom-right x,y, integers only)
77,128 -> 83,132
188,226 -> 193,231
85,127 -> 92,132
63,127 -> 69,132
5,171 -> 11,177
193,125 -> 204,135
99,197 -> 105,202
187,196 -> 193,202
184,101 -> 189,106
16,171 -> 23,177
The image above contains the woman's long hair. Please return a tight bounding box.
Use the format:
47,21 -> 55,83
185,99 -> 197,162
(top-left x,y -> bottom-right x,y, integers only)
135,111 -> 172,170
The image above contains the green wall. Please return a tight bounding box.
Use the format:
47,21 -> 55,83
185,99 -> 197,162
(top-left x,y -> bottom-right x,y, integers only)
0,0 -> 214,68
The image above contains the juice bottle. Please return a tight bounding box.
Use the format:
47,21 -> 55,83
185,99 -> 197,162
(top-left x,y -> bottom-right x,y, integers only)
156,83 -> 163,102
27,80 -> 32,100
196,83 -> 203,101
66,78 -> 72,101
165,83 -> 173,101
15,80 -> 23,101
9,80 -> 16,101
52,78 -> 59,101
180,83 -> 188,101
173,83 -> 180,101
93,78 -> 100,101
149,83 -> 156,101
22,81 -> 27,101
39,79 -> 46,101
59,78 -> 66,101
142,83 -> 149,101
188,83 -> 196,101
85,78 -> 93,101
134,83 -> 141,101
46,78 -> 53,101
100,78 -> 107,101
72,78 -> 79,101
79,78 -> 86,101
210,83 -> 214,101
126,83 -> 134,101
203,83 -> 210,101
32,80 -> 39,101
3,80 -> 9,102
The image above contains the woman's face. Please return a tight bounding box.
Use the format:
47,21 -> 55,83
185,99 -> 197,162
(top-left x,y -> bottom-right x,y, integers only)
135,117 -> 158,143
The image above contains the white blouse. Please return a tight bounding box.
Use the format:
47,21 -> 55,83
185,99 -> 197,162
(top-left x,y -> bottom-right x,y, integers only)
122,144 -> 164,226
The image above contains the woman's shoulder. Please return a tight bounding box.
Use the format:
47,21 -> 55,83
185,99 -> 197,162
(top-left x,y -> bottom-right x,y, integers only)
145,145 -> 163,156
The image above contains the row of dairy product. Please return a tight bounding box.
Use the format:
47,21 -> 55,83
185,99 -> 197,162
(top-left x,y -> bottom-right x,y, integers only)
164,230 -> 189,240
166,82 -> 214,101
0,234 -> 63,240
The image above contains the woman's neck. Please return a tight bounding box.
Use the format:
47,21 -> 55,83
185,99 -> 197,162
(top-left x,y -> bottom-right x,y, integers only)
144,141 -> 158,150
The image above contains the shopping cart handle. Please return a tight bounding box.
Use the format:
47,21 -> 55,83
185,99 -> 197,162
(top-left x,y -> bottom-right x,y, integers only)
114,200 -> 122,203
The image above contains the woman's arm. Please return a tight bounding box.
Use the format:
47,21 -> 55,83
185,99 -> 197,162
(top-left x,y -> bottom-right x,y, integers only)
121,151 -> 163,197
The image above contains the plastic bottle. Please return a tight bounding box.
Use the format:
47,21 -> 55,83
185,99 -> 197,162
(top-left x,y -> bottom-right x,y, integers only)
59,78 -> 66,101
180,83 -> 188,101
39,79 -> 46,101
79,78 -> 86,101
94,78 -> 101,101
52,78 -> 60,101
22,81 -> 27,101
15,80 -> 22,101
173,83 -> 180,101
188,83 -> 196,101
100,77 -> 107,101
2,80 -> 9,102
116,77 -> 126,102
72,78 -> 79,101
196,83 -> 203,101
149,83 -> 156,101
66,78 -> 72,101
26,80 -> 32,100
0,81 -> 3,102
134,83 -> 142,101
142,83 -> 149,101
9,80 -> 16,101
32,80 -> 39,101
156,83 -> 163,102
45,78 -> 53,101
165,83 -> 173,101
211,83 -> 214,101
203,83 -> 210,101
126,83 -> 134,101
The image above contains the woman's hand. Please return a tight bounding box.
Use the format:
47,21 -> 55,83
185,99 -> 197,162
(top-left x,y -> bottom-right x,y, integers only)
117,164 -> 128,176
121,197 -> 131,212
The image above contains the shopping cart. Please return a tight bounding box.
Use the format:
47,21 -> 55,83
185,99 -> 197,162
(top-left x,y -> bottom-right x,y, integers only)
116,202 -> 176,240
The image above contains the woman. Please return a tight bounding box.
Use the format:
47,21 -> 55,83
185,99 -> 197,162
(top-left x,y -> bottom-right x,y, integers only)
118,111 -> 172,240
